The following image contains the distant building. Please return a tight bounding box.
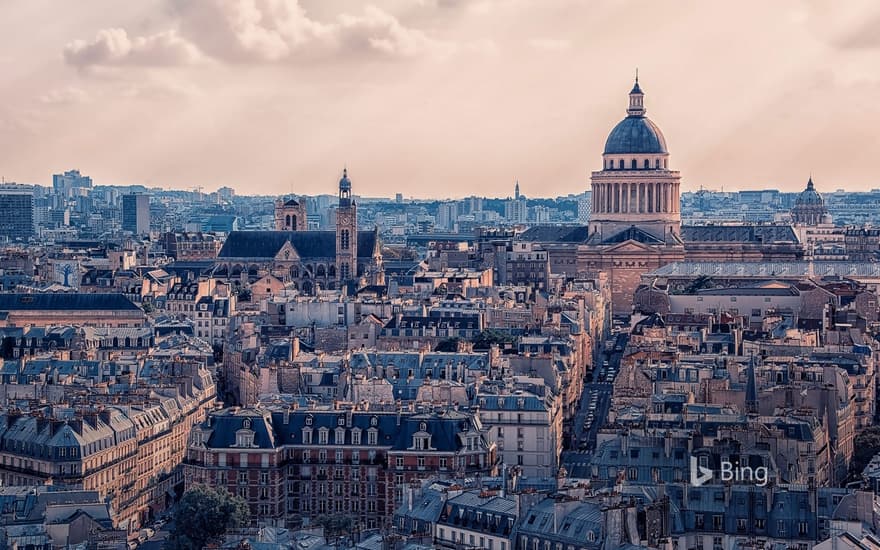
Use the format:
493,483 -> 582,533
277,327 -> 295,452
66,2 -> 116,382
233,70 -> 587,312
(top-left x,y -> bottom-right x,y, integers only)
122,193 -> 150,235
505,198 -> 527,224
577,194 -> 591,223
0,184 -> 34,240
437,202 -> 459,231
791,176 -> 830,225
52,169 -> 92,198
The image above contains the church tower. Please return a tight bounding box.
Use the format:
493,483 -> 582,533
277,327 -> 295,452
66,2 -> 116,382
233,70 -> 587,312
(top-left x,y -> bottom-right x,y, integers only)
589,76 -> 682,244
335,168 -> 358,283
274,197 -> 307,231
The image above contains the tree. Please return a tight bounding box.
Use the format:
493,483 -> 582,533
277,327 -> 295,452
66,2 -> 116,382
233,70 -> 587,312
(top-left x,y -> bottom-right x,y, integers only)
434,338 -> 460,352
165,484 -> 249,550
851,426 -> 880,476
314,514 -> 354,541
471,329 -> 516,351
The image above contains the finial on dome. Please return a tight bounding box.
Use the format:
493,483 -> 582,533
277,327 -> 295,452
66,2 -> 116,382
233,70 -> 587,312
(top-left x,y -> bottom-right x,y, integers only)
807,173 -> 813,189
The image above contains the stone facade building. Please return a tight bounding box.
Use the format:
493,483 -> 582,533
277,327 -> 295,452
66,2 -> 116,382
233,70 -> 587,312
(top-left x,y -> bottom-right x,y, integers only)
184,406 -> 496,531
216,170 -> 383,294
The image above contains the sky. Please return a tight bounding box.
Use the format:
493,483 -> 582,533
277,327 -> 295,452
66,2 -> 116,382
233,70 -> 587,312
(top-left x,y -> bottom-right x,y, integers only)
2,0 -> 880,199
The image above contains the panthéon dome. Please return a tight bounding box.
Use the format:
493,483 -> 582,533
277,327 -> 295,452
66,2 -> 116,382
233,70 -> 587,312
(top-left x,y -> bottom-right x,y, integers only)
603,79 -> 668,155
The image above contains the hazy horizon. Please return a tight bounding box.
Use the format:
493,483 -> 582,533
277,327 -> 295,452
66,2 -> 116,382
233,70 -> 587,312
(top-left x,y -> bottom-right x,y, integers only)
3,0 -> 880,198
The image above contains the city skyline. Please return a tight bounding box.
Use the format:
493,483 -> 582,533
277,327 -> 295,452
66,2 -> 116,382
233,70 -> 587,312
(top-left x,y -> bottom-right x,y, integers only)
3,0 -> 880,198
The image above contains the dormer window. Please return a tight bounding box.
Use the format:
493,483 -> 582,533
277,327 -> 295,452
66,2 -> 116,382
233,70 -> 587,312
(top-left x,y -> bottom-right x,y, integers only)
335,427 -> 346,445
370,416 -> 378,427
318,428 -> 329,445
302,428 -> 313,445
352,428 -> 362,445
338,416 -> 345,426
306,415 -> 313,426
235,429 -> 254,448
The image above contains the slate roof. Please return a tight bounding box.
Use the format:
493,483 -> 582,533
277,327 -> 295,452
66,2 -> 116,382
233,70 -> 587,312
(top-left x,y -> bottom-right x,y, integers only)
518,226 -> 590,243
0,294 -> 141,311
217,230 -> 377,259
198,407 -> 485,454
601,225 -> 665,244
648,261 -> 880,278
681,225 -> 798,243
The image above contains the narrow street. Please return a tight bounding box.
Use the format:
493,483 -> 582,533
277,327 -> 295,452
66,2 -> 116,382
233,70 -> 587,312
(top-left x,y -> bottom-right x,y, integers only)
562,332 -> 628,478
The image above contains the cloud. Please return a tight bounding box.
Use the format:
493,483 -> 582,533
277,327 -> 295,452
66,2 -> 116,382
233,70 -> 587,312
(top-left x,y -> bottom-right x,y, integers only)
39,86 -> 90,105
835,15 -> 880,49
172,0 -> 450,62
63,28 -> 202,68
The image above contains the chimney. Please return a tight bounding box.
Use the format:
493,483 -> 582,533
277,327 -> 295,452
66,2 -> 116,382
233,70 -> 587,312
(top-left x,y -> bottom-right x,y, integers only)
291,337 -> 300,360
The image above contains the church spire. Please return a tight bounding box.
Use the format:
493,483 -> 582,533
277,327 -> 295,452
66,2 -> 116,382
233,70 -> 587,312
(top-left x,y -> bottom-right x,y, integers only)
627,72 -> 645,117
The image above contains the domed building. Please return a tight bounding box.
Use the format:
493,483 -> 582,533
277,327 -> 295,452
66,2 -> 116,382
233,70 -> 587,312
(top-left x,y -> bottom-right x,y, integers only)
588,77 -> 682,244
567,78 -> 687,309
791,177 -> 829,225
517,77 -> 804,313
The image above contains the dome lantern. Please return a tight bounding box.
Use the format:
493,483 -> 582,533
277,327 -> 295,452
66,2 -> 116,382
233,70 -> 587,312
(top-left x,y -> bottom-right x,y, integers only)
627,70 -> 646,117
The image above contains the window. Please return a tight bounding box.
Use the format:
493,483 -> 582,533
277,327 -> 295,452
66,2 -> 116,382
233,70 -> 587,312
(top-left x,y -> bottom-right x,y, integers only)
644,159 -> 649,169
340,230 -> 350,250
631,159 -> 637,169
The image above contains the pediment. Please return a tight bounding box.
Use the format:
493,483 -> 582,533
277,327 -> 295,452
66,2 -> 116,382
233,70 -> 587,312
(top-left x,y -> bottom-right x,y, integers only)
603,240 -> 656,253
274,241 -> 300,262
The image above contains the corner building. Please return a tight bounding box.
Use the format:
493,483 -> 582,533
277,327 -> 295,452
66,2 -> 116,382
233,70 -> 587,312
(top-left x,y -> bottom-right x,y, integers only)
184,407 -> 496,531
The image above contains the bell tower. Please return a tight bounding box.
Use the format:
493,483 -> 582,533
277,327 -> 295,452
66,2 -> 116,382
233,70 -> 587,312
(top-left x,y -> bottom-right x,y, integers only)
335,168 -> 358,283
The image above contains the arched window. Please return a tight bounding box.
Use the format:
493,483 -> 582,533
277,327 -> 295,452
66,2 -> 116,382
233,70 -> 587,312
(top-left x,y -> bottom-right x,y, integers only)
631,158 -> 637,169
290,266 -> 299,279
340,230 -> 350,250
316,265 -> 326,277
655,158 -> 660,169
291,215 -> 297,229
644,159 -> 649,169
328,265 -> 336,277
618,159 -> 625,169
285,214 -> 291,227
